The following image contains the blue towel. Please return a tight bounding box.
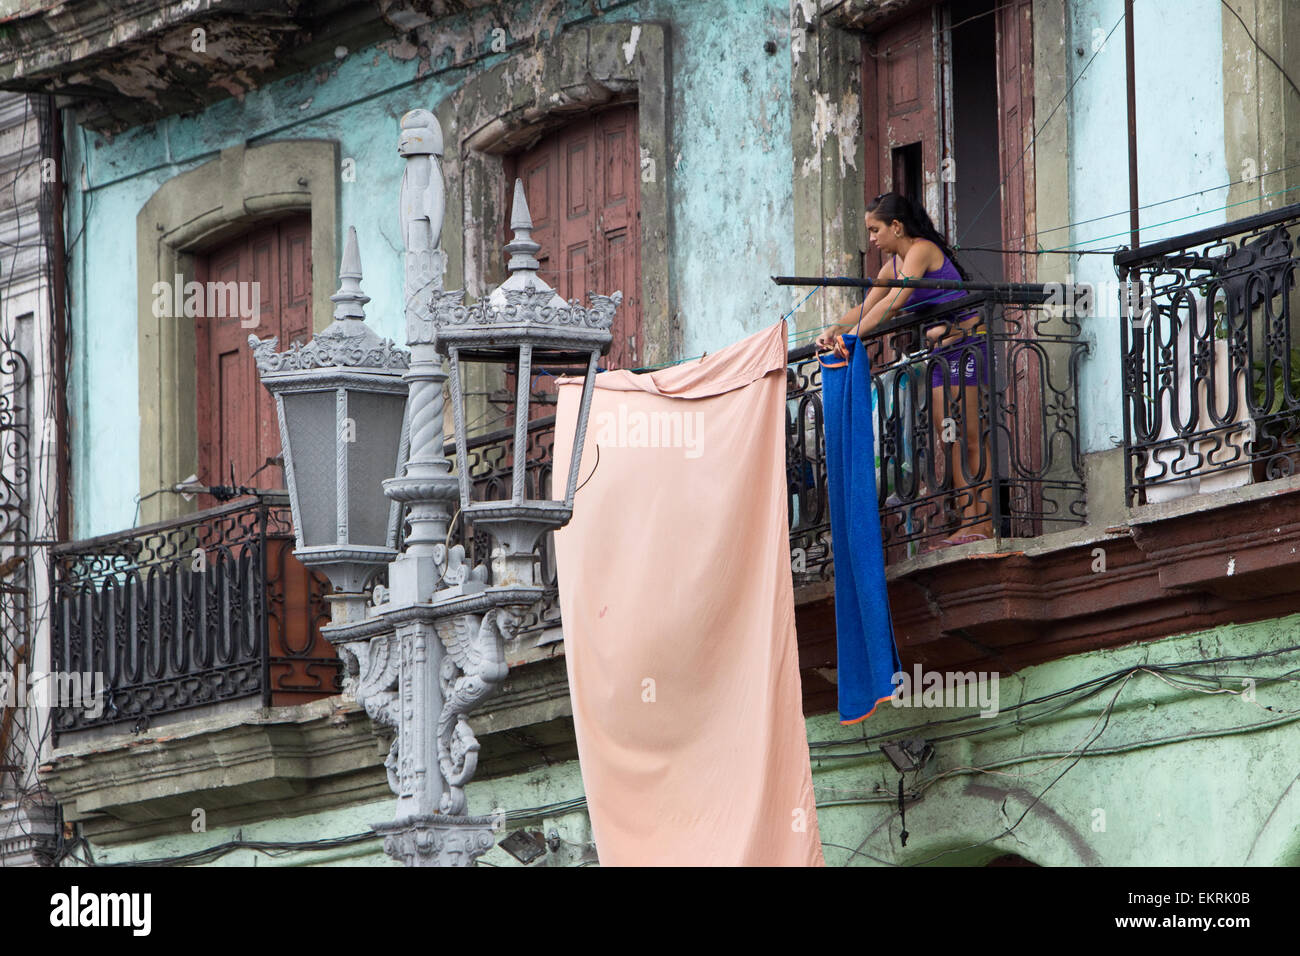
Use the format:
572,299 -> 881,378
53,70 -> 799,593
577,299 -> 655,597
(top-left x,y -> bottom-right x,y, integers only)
819,334 -> 901,724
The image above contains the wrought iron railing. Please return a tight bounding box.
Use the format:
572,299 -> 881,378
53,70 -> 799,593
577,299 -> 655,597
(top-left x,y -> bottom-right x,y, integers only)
788,346 -> 833,581
49,496 -> 336,739
850,291 -> 1088,554
449,304 -> 1087,604
446,418 -> 560,639
1117,202 -> 1300,505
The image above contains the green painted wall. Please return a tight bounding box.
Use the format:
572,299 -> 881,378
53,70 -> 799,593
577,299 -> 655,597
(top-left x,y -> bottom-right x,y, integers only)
813,612 -> 1300,867
77,612 -> 1300,867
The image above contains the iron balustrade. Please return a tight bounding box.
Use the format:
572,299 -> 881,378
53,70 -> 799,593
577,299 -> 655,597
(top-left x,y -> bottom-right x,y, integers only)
1117,202 -> 1300,505
787,346 -> 834,581
444,417 -> 560,639
49,496 -> 336,739
830,291 -> 1088,555
40,314 -> 1088,743
452,302 -> 1087,604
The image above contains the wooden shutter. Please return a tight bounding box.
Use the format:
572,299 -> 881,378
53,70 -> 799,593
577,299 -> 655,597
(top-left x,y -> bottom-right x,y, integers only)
996,0 -> 1035,284
513,104 -> 642,372
196,214 -> 311,497
995,0 -> 1044,536
862,7 -> 946,274
196,215 -> 335,705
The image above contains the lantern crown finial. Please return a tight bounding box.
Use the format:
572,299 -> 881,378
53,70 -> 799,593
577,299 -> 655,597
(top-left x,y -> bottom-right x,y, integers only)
509,177 -> 534,233
249,224 -> 408,375
504,178 -> 541,276
490,179 -> 564,307
331,225 -> 370,322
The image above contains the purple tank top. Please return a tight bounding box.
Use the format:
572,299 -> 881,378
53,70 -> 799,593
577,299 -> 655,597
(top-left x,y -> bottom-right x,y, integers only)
893,254 -> 965,311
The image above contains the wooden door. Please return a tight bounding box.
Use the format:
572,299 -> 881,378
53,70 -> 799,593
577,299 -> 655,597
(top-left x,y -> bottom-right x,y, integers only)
513,104 -> 642,377
862,8 -> 945,275
995,0 -> 1043,535
196,216 -> 337,702
196,214 -> 312,498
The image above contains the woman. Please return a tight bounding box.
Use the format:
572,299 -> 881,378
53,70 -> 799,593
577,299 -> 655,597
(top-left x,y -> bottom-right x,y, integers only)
814,192 -> 992,546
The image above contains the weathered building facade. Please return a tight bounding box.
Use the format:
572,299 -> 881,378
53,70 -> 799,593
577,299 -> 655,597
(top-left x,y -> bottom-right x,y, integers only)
0,0 -> 1297,866
0,87 -> 64,867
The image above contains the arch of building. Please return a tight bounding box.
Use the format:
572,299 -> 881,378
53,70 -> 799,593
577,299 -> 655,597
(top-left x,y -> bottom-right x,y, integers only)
135,140 -> 338,522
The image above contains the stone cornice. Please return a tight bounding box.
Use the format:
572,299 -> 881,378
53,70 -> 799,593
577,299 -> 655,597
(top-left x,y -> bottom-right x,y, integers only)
41,696 -> 391,845
39,648 -> 574,846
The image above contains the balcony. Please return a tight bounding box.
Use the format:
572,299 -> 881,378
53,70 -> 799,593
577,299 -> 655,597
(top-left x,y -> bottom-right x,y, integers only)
49,496 -> 338,742
46,285 -> 1091,742
1118,201 -> 1300,505
793,289 -> 1088,561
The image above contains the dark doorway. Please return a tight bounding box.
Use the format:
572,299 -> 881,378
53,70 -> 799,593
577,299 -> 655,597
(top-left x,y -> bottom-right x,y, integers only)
949,0 -> 1004,283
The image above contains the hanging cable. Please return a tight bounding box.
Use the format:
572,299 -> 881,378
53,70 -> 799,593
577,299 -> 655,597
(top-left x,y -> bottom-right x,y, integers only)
1219,0 -> 1300,99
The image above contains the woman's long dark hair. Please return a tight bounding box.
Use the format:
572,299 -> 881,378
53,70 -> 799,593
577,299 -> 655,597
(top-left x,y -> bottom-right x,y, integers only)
868,192 -> 970,281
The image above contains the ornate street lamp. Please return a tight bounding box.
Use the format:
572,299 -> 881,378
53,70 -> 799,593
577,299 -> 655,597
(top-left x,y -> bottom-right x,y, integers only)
249,227 -> 410,623
269,107 -> 619,867
433,176 -> 621,591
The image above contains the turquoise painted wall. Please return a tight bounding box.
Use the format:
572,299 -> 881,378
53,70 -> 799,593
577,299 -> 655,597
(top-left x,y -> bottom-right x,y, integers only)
63,0 -> 795,538
1066,0 -> 1229,455
813,612 -> 1300,867
78,612 -> 1300,867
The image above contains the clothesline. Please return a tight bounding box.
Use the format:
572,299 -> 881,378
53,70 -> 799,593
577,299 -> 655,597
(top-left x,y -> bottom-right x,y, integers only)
529,284 -> 827,384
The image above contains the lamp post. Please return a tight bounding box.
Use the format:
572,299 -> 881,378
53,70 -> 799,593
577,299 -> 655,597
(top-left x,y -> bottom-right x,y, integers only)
256,107 -> 618,866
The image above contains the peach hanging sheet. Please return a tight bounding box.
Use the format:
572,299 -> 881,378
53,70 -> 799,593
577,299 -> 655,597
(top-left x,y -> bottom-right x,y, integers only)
551,320 -> 823,866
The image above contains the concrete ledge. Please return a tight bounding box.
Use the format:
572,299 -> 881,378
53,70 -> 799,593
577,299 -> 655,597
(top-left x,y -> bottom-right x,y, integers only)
41,643 -> 575,846
42,696 -> 390,846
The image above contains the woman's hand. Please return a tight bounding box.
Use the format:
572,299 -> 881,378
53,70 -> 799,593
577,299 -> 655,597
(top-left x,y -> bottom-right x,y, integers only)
815,327 -> 850,361
815,326 -> 840,352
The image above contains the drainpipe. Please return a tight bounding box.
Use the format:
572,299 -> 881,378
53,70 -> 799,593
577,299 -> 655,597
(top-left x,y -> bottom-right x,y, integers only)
1124,0 -> 1139,249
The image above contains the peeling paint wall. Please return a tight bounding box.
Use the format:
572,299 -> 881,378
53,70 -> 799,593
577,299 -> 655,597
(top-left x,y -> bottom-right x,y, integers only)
1221,0 -> 1300,215
64,0 -> 796,537
50,0 -> 1300,869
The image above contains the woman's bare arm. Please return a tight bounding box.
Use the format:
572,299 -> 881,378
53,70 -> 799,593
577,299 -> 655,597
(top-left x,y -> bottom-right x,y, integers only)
814,259 -> 897,353
851,240 -> 942,338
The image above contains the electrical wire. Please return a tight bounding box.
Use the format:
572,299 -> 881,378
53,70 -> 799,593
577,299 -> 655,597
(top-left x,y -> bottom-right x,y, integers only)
97,831 -> 383,867
1219,0 -> 1300,100
68,793 -> 595,866
76,0 -> 646,197
969,158 -> 1300,251
891,674 -> 1131,866
806,639 -> 1300,753
1,92 -> 67,863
